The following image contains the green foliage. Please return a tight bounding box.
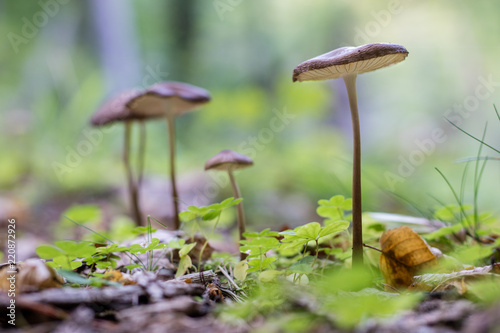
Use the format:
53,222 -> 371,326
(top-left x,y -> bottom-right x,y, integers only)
467,279 -> 500,305
36,240 -> 97,270
323,290 -> 421,328
239,197 -> 351,282
181,197 -> 242,270
314,268 -> 421,328
180,197 -> 242,222
434,204 -> 472,223
176,242 -> 197,278
63,205 -> 101,224
280,221 -> 349,253
240,229 -> 280,274
220,266 -> 422,329
317,195 -> 352,223
129,238 -> 167,255
451,243 -> 496,265
425,223 -> 464,241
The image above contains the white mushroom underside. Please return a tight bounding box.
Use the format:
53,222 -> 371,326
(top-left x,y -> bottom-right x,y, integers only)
296,53 -> 406,81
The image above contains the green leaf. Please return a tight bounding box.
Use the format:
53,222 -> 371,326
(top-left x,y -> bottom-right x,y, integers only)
342,198 -> 353,210
167,239 -> 186,249
152,243 -> 167,251
220,197 -> 235,207
279,241 -> 305,254
46,262 -> 57,269
424,224 -> 464,240
63,204 -> 100,224
434,204 -> 472,222
295,222 -> 321,240
261,256 -> 277,268
317,195 -> 351,221
36,245 -> 64,259
325,292 -> 421,328
202,209 -> 221,221
132,226 -> 157,235
124,264 -> 143,270
129,244 -> 148,255
180,211 -> 197,222
286,273 -> 309,285
234,261 -> 248,281
96,261 -> 114,269
179,242 -> 196,257
54,241 -> 96,258
97,244 -> 130,254
181,198 -> 242,222
52,255 -> 74,270
176,255 -> 193,278
247,259 -> 262,268
288,262 -> 313,274
221,197 -> 243,208
468,279 -> 500,305
318,221 -> 349,239
453,244 -> 494,264
279,234 -> 303,243
58,269 -> 90,285
70,261 -> 83,270
258,270 -> 282,282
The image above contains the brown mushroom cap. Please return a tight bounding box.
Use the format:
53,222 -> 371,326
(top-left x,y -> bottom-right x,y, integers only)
90,89 -> 147,126
292,43 -> 408,82
126,81 -> 211,118
204,150 -> 253,171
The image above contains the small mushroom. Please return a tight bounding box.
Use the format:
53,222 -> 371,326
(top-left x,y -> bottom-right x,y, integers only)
204,149 -> 253,258
293,43 -> 408,267
127,82 -> 211,230
91,89 -> 152,226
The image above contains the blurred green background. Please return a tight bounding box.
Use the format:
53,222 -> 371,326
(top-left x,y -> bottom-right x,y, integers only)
1,0 -> 499,240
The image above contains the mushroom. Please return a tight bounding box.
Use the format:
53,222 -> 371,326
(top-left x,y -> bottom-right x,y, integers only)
91,89 -> 151,226
292,43 -> 408,267
204,149 -> 253,258
127,81 -> 211,230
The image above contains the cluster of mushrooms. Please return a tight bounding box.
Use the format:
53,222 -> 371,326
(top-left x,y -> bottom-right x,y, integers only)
91,42 -> 408,266
90,82 -> 253,246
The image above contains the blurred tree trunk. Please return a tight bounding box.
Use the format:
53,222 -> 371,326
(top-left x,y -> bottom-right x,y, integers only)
169,0 -> 196,81
89,0 -> 141,94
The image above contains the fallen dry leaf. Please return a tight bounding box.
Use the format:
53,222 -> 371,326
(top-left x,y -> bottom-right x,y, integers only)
379,226 -> 437,288
103,270 -> 136,285
410,263 -> 500,292
0,259 -> 64,293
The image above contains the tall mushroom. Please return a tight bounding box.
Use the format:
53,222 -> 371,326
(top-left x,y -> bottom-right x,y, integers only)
292,43 -> 408,267
127,82 -> 211,230
204,149 -> 253,259
91,89 -> 155,226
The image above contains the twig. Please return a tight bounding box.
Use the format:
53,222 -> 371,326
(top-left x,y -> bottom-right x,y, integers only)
363,243 -> 383,253
218,265 -> 240,290
176,270 -> 216,284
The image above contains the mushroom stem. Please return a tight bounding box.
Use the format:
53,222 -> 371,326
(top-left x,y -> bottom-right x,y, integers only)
123,121 -> 142,226
228,169 -> 246,260
137,120 -> 146,193
343,74 -> 363,267
166,114 -> 181,229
